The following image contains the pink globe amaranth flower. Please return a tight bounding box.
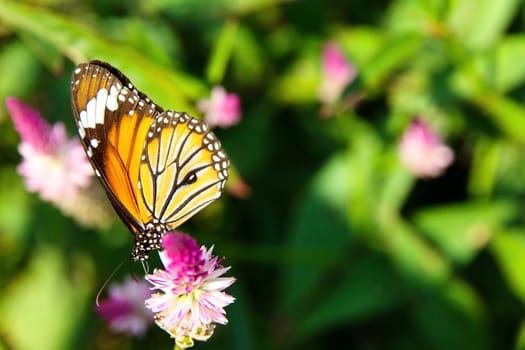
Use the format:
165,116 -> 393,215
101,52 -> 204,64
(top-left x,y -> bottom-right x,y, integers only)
145,232 -> 235,348
96,277 -> 154,337
6,97 -> 112,229
6,97 -> 94,202
197,86 -> 241,128
398,118 -> 455,178
6,97 -> 55,151
318,41 -> 357,104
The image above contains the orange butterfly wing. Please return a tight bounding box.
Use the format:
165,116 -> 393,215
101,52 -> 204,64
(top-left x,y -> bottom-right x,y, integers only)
71,61 -> 160,233
138,111 -> 229,229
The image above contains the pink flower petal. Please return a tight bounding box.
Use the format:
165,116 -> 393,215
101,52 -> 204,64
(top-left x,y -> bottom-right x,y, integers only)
318,42 -> 357,103
145,232 -> 235,347
198,86 -> 242,128
95,277 -> 153,337
399,118 -> 455,178
6,97 -> 54,152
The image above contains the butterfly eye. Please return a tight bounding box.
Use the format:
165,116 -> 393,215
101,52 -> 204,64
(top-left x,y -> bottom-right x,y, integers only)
180,170 -> 198,186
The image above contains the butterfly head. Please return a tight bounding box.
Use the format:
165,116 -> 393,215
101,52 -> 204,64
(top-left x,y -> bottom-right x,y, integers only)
132,224 -> 165,261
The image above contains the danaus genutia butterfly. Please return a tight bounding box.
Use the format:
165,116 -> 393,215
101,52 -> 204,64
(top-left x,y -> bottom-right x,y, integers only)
71,60 -> 229,261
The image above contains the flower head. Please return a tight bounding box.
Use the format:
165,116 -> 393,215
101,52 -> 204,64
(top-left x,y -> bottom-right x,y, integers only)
197,86 -> 241,128
398,118 -> 455,178
6,97 -> 112,228
6,97 -> 93,202
145,232 -> 235,348
96,277 -> 154,336
318,42 -> 357,104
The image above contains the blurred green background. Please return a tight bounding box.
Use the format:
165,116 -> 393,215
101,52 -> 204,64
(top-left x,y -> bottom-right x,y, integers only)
2,0 -> 525,349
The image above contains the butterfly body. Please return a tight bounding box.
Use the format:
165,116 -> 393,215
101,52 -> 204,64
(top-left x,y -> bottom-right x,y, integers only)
71,61 -> 229,261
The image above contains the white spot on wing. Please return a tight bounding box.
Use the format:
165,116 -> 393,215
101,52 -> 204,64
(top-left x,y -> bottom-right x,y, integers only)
80,110 -> 88,129
106,95 -> 118,111
95,88 -> 108,125
86,98 -> 96,128
90,139 -> 99,148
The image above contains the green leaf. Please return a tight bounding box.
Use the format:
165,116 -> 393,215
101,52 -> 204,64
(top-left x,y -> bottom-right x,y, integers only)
384,0 -> 436,34
231,23 -> 265,85
477,35 -> 525,92
141,0 -> 292,17
377,211 -> 451,286
0,246 -> 94,350
411,279 -> 487,350
279,152 -> 352,311
227,283 -> 255,350
0,168 -> 31,268
515,318 -> 525,350
473,93 -> 525,142
206,20 -> 238,84
270,48 -> 320,103
377,160 -> 415,211
335,26 -> 385,67
448,0 -> 520,50
413,200 -> 518,264
99,17 -> 181,67
452,35 -> 525,95
452,56 -> 525,141
491,229 -> 525,305
296,255 -> 402,340
468,138 -> 501,196
0,1 -> 207,113
360,33 -> 423,93
0,41 -> 41,121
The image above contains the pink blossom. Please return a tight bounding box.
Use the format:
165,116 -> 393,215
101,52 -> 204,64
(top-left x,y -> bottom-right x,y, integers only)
197,86 -> 241,128
6,97 -> 112,228
6,97 -> 55,151
398,118 -> 455,178
145,232 -> 235,348
318,42 -> 357,104
96,277 -> 154,336
6,97 -> 93,202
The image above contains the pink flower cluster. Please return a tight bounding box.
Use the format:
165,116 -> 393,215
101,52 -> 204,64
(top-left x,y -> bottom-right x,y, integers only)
96,277 -> 153,337
6,97 -> 93,202
319,42 -> 357,104
198,86 -> 241,128
398,118 -> 455,178
96,232 -> 235,348
145,232 -> 235,348
6,97 -> 111,228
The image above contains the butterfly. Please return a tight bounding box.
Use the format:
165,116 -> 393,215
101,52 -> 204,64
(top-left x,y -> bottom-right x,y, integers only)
70,60 -> 229,261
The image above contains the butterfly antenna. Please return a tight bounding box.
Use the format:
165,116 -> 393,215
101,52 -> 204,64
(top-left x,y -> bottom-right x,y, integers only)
95,258 -> 127,307
141,260 -> 150,274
